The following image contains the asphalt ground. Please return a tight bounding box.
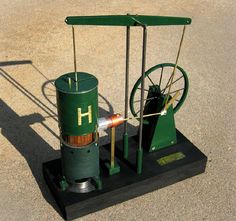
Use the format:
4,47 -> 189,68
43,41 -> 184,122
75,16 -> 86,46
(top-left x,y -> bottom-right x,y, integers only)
0,1 -> 235,220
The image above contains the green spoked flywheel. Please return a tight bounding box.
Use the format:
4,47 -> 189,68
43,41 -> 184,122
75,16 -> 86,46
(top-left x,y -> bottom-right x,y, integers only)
130,63 -> 189,122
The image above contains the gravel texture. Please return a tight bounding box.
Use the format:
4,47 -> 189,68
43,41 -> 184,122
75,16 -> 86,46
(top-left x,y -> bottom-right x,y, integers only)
0,1 -> 235,221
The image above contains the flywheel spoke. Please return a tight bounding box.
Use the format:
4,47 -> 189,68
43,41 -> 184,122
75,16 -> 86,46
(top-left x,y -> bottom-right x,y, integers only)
163,88 -> 184,95
162,75 -> 183,93
133,96 -> 158,103
159,66 -> 164,87
137,87 -> 149,92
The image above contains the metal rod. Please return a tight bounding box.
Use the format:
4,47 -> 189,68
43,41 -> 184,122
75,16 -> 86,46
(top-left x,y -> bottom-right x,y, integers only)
136,109 -> 141,115
163,87 -> 184,95
124,26 -> 130,134
164,91 -> 180,110
137,26 -> 147,174
124,91 -> 180,121
162,75 -> 184,93
111,127 -> 116,168
162,73 -> 172,94
123,25 -> 130,159
139,26 -> 147,150
165,25 -> 186,105
137,87 -> 149,91
72,26 -> 78,83
147,73 -> 159,91
133,96 -> 158,103
159,66 -> 164,87
124,111 -> 162,121
147,75 -> 156,87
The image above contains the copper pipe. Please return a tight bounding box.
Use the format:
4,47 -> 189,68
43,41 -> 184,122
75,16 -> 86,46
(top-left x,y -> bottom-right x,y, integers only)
97,114 -> 124,130
63,133 -> 93,147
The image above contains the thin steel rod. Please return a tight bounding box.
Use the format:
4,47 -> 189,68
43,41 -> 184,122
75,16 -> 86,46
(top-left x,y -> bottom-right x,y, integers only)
138,26 -> 147,151
162,73 -> 172,94
133,96 -> 158,103
136,109 -> 141,115
159,66 -> 164,87
124,26 -> 130,134
162,75 -> 184,93
124,111 -> 161,121
125,91 -> 180,121
165,25 -> 186,105
164,91 -> 180,111
72,26 -> 78,82
147,75 -> 156,87
164,87 -> 184,95
146,73 -> 159,91
137,87 -> 149,91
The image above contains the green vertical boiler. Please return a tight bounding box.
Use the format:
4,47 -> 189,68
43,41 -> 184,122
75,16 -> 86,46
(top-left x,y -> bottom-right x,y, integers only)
55,72 -> 101,191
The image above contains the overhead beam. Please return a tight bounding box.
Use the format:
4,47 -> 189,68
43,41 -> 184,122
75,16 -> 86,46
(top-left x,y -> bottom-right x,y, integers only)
65,15 -> 191,26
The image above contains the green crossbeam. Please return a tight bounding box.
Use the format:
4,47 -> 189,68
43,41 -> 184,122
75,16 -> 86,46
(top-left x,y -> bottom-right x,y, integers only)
65,15 -> 191,26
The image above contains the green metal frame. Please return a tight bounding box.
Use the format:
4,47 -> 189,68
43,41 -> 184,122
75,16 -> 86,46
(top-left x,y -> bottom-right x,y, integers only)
65,15 -> 191,26
130,63 -> 189,124
62,14 -> 191,175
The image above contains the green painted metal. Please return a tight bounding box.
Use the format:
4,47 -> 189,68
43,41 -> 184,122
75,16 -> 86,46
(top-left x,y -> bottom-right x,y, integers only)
105,162 -> 120,176
136,149 -> 143,174
65,15 -> 191,26
93,176 -> 102,190
130,63 -> 189,125
150,105 -> 177,151
141,91 -> 177,152
55,72 -> 98,136
61,142 -> 99,184
59,176 -> 69,191
55,72 -> 101,187
123,132 -> 129,159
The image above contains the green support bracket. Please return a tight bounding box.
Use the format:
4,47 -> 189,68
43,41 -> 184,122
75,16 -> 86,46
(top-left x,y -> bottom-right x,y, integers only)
142,92 -> 177,152
149,105 -> 177,151
105,162 -> 120,176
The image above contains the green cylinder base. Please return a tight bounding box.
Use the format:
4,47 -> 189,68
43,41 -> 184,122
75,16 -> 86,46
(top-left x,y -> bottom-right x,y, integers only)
61,142 -> 99,184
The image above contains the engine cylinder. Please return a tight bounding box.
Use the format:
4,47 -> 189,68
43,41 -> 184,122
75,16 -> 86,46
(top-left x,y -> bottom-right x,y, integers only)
55,72 -> 100,188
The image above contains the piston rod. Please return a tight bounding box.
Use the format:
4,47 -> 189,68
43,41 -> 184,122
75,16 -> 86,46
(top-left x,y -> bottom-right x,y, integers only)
165,25 -> 186,105
123,25 -> 130,159
72,26 -> 78,83
137,25 -> 147,174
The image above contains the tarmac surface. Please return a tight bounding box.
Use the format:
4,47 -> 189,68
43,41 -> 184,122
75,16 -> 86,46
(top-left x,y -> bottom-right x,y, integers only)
0,1 -> 235,220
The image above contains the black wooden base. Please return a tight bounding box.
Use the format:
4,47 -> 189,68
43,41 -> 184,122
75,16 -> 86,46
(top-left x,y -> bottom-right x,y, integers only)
43,130 -> 207,220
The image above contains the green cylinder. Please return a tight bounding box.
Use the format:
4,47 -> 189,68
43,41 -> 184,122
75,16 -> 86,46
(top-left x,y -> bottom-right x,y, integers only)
55,72 -> 100,186
55,72 -> 98,136
61,141 -> 99,183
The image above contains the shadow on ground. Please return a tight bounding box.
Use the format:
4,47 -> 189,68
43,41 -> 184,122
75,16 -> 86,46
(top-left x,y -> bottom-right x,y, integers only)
0,60 -> 137,218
